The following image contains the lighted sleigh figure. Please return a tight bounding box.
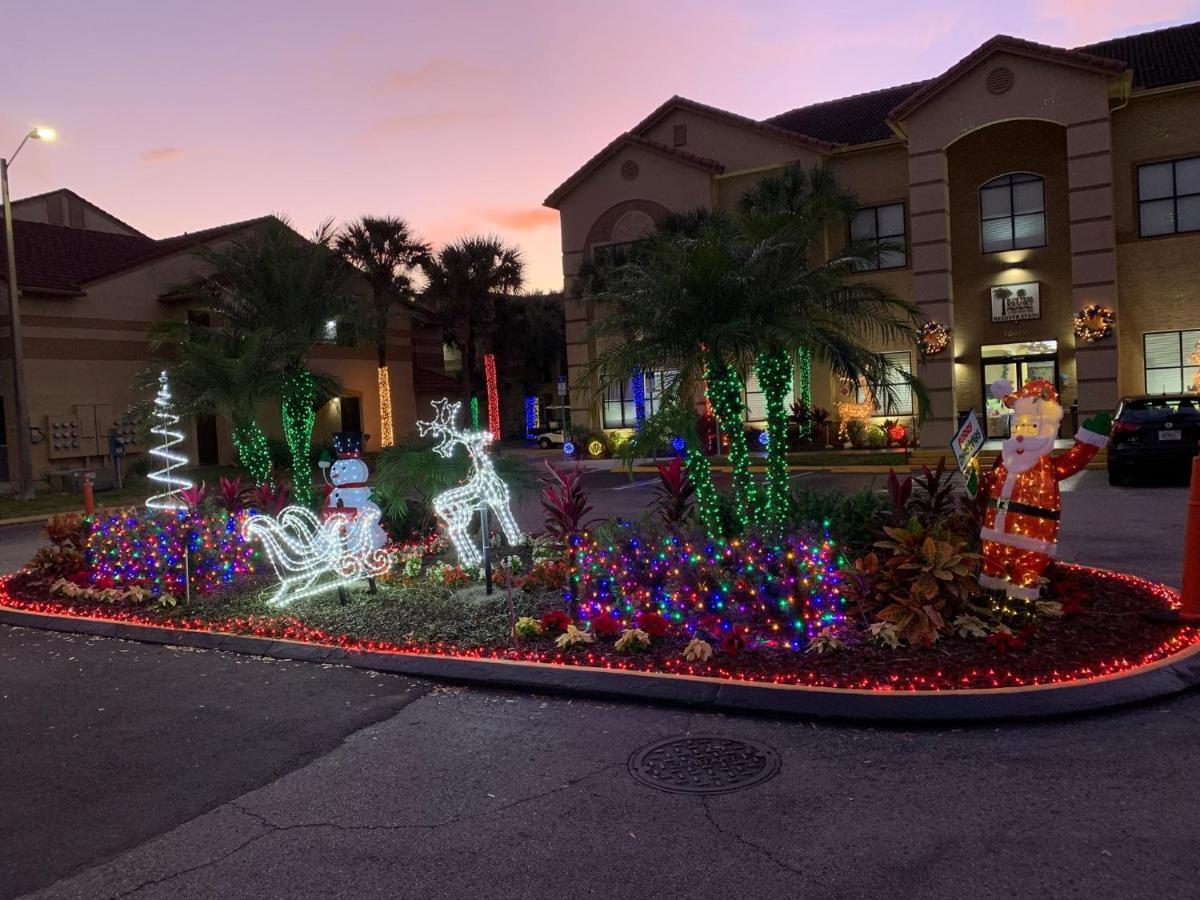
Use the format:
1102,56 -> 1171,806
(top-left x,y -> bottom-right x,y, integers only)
417,398 -> 522,567
242,506 -> 391,606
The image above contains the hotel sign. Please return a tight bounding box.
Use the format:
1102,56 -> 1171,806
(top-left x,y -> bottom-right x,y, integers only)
990,282 -> 1040,322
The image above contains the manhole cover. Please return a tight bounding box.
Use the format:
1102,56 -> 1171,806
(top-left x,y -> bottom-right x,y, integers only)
628,735 -> 780,795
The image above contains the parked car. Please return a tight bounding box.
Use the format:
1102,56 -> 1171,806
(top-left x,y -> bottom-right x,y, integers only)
529,426 -> 565,449
1107,394 -> 1200,486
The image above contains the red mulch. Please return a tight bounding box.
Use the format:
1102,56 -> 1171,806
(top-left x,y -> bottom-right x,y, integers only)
3,564 -> 1196,692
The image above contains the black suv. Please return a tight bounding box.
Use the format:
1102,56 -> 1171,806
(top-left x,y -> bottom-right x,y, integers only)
1107,394 -> 1200,486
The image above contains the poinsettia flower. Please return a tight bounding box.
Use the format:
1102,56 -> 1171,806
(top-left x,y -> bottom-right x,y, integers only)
590,612 -> 621,637
721,632 -> 745,658
540,610 -> 571,634
637,611 -> 670,637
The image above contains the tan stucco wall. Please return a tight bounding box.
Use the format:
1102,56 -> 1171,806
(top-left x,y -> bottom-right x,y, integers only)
946,118 -> 1077,428
1111,86 -> 1200,395
1,246 -> 421,481
640,110 -> 824,173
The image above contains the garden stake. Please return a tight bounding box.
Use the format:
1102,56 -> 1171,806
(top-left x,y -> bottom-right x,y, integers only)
505,562 -> 518,648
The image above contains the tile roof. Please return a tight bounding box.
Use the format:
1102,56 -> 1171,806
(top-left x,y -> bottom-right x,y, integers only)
1078,21 -> 1200,90
0,213 -> 272,294
763,81 -> 926,146
764,21 -> 1200,146
631,96 -> 837,152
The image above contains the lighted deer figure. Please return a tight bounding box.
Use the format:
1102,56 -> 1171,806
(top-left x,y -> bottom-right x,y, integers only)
417,399 -> 523,567
835,379 -> 876,443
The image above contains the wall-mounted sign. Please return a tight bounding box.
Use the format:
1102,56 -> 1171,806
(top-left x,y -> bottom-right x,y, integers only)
990,282 -> 1040,322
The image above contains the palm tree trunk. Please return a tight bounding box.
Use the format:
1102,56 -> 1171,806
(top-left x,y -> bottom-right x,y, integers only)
684,448 -> 722,538
756,349 -> 792,533
281,364 -> 318,506
376,340 -> 394,448
231,417 -> 273,487
459,318 -> 474,412
705,360 -> 757,529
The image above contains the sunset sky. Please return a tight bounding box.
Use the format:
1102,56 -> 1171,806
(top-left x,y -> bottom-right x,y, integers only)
6,1 -> 1200,291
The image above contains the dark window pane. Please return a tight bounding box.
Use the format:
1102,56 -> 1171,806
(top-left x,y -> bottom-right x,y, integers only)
1177,157 -> 1200,195
850,209 -> 876,240
1140,198 -> 1176,236
1012,180 -> 1044,215
1177,195 -> 1200,233
980,186 -> 1011,219
877,203 -> 905,236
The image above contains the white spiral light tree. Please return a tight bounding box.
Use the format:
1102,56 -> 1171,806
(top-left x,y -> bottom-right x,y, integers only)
145,370 -> 194,511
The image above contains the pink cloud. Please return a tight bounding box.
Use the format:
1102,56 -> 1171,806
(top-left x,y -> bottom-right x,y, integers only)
482,207 -> 559,231
139,146 -> 184,163
375,57 -> 496,93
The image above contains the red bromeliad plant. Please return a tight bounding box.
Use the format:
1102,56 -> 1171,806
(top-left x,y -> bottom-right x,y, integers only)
250,481 -> 291,517
653,456 -> 695,527
540,461 -> 599,539
216,476 -> 247,513
180,482 -> 209,511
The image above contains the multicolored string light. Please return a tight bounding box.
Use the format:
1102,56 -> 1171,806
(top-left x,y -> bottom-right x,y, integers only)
4,564 -> 1197,692
88,509 -> 258,596
566,527 -> 843,648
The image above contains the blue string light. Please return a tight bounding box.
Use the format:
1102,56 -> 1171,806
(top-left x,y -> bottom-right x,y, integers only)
524,396 -> 538,440
631,368 -> 646,432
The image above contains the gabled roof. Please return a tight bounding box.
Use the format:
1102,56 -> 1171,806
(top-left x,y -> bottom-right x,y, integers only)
763,21 -> 1200,147
11,188 -> 149,238
543,132 -> 724,208
630,95 -> 837,152
764,81 -> 929,146
0,210 -> 274,294
1079,21 -> 1200,90
888,34 -> 1128,122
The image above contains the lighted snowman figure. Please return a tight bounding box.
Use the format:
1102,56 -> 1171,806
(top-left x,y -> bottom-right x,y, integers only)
320,432 -> 387,551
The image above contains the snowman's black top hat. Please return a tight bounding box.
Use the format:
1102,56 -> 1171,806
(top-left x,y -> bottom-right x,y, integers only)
332,431 -> 366,458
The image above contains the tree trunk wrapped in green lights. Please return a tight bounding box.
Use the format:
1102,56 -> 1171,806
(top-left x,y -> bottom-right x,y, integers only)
281,366 -> 318,505
756,349 -> 792,532
705,362 -> 756,529
684,448 -> 722,538
796,347 -> 812,440
231,419 -> 273,486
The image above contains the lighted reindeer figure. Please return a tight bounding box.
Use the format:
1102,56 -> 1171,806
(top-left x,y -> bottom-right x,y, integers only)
417,399 -> 523,567
835,379 -> 876,443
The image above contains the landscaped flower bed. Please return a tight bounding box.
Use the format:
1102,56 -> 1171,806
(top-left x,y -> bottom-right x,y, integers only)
3,561 -> 1194,692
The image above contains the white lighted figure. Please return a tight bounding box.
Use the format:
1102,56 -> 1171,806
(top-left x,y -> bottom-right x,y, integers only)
417,399 -> 523,567
243,506 -> 390,606
320,431 -> 387,551
146,370 -> 195,511
969,379 -> 1111,601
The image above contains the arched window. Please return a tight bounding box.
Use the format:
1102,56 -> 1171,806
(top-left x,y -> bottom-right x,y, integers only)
980,173 -> 1045,253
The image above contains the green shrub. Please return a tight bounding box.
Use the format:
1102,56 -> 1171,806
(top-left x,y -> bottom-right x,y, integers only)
789,486 -> 888,559
864,424 -> 887,449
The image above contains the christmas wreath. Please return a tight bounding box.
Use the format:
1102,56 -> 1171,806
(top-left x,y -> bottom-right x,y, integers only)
917,321 -> 952,356
1073,304 -> 1115,343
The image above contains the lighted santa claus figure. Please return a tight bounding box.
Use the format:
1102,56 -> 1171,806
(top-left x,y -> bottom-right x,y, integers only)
972,379 -> 1111,601
320,431 -> 387,552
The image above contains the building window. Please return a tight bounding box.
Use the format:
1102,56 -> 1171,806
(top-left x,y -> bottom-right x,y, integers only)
980,173 -> 1045,252
743,368 -> 794,422
602,370 -> 676,428
1144,330 -> 1200,393
673,123 -> 688,147
856,351 -> 913,416
186,309 -> 211,327
850,203 -> 906,270
1138,156 -> 1200,237
592,240 -> 637,267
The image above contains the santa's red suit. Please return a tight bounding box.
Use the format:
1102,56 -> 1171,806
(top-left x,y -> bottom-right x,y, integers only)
978,379 -> 1109,601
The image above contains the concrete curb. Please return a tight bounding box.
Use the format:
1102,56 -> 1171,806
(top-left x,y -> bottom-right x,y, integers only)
2,604 -> 1198,722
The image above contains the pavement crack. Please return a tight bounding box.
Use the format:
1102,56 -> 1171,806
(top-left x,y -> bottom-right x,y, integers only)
701,796 -> 830,887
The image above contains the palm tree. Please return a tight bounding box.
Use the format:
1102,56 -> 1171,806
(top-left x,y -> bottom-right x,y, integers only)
335,216 -> 431,447
192,217 -> 354,504
736,164 -> 927,530
422,236 -> 524,415
142,327 -> 275,486
588,211 -> 762,529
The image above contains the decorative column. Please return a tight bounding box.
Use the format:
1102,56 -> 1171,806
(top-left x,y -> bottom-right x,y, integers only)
1065,114 -> 1120,418
907,147 -> 959,446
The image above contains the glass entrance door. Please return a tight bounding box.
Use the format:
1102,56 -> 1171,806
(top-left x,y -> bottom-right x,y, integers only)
981,345 -> 1060,439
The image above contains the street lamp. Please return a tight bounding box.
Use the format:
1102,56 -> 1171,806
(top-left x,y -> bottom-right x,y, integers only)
3,125 -> 57,500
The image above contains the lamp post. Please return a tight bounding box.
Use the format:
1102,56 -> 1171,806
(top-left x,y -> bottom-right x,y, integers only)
2,126 -> 56,500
